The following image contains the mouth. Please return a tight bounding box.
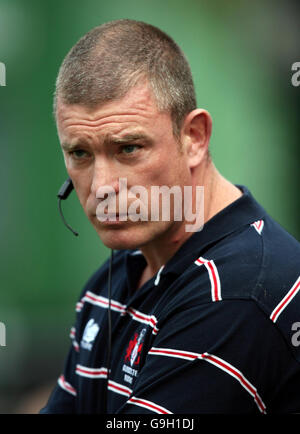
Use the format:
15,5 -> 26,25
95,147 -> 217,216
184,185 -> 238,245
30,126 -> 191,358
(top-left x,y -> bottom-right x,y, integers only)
93,212 -> 131,224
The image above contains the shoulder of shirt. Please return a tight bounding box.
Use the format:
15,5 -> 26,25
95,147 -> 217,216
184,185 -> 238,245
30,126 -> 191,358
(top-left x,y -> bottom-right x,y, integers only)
159,214 -> 300,359
174,215 -> 300,310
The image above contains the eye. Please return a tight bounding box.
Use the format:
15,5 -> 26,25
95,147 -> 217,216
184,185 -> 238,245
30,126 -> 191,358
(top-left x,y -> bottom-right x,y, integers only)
121,145 -> 141,155
69,149 -> 88,159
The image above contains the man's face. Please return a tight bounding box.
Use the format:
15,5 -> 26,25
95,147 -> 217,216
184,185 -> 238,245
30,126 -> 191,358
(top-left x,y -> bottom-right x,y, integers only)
56,82 -> 193,250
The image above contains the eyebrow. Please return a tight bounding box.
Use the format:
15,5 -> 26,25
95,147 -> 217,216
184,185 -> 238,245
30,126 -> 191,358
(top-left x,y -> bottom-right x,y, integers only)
103,133 -> 152,145
61,141 -> 85,151
61,133 -> 152,151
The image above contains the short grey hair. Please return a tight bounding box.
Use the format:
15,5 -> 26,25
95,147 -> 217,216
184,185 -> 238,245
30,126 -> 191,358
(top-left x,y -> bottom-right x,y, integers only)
54,19 -> 197,138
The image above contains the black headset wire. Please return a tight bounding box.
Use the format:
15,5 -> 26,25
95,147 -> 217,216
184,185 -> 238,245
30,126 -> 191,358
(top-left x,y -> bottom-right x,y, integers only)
58,198 -> 79,237
57,177 -> 79,237
57,177 -> 113,413
103,248 -> 114,412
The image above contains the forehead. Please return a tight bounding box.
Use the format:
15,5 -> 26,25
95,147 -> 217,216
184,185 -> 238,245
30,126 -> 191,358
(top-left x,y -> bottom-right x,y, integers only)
55,82 -> 172,141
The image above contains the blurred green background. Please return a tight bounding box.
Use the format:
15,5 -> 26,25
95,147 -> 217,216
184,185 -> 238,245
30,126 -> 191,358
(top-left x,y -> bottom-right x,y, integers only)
0,0 -> 299,413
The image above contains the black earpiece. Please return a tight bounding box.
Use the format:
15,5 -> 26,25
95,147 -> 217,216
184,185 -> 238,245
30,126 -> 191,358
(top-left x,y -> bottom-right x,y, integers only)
57,178 -> 79,236
57,177 -> 74,200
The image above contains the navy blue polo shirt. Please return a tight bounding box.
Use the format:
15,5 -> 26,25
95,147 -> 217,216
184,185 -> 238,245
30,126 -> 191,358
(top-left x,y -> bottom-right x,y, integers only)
41,186 -> 300,414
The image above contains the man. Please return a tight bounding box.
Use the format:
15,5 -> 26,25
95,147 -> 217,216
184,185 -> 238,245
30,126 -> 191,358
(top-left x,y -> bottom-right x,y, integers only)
41,19 -> 300,414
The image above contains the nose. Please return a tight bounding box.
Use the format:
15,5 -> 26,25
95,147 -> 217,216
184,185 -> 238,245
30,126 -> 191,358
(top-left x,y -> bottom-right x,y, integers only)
90,158 -> 120,199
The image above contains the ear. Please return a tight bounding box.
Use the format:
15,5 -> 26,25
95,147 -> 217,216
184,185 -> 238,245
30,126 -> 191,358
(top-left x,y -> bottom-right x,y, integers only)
181,109 -> 212,169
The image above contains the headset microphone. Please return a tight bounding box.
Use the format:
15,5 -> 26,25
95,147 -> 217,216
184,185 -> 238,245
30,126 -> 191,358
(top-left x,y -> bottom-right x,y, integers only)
57,177 -> 75,200
57,178 -> 79,236
57,177 -> 113,413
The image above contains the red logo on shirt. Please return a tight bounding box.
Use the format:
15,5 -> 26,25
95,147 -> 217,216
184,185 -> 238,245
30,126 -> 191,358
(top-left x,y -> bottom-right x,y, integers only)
125,328 -> 146,367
